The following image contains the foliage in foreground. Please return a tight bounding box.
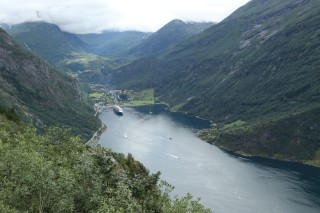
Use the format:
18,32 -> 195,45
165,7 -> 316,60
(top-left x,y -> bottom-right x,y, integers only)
0,115 -> 211,213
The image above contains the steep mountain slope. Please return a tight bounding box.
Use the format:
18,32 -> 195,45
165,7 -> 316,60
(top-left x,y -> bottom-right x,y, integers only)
79,31 -> 151,57
110,0 -> 320,164
128,19 -> 214,56
4,22 -> 89,63
167,0 -> 320,121
113,0 -> 320,122
0,28 -> 100,139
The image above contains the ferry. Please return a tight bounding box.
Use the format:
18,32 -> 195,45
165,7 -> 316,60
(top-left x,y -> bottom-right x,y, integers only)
113,105 -> 123,116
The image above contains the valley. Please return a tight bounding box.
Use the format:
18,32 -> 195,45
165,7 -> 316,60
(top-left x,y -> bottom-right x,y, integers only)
2,0 -> 319,167
1,0 -> 320,211
0,23 -> 211,213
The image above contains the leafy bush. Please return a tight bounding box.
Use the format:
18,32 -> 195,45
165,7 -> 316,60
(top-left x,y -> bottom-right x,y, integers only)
0,116 -> 211,212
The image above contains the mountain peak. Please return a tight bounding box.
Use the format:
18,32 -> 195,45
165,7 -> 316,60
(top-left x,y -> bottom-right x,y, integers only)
4,21 -> 89,63
128,19 -> 214,56
167,19 -> 185,25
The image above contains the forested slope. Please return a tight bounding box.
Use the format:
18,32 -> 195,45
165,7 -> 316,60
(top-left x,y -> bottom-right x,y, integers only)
0,111 -> 211,212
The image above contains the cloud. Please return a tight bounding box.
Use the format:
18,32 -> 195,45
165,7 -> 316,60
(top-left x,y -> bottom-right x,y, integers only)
0,0 -> 250,33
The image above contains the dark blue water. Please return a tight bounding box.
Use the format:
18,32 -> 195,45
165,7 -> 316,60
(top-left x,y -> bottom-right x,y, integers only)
98,105 -> 320,213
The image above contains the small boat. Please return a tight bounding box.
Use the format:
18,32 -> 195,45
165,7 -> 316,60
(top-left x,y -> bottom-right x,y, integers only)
113,105 -> 123,116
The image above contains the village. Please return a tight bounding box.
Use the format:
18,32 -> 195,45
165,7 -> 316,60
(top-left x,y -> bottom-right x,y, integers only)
89,84 -> 155,115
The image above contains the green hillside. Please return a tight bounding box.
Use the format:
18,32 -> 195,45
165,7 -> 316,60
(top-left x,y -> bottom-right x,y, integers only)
164,0 -> 320,121
109,0 -> 320,164
0,28 -> 100,139
0,112 -> 211,212
56,52 -> 118,84
199,106 -> 320,166
128,19 -> 214,56
111,0 -> 320,122
5,22 -> 89,63
2,22 -> 148,84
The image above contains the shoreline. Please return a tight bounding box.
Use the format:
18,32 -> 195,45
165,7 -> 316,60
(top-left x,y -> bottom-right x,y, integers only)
86,121 -> 107,146
92,102 -> 320,168
205,140 -> 320,169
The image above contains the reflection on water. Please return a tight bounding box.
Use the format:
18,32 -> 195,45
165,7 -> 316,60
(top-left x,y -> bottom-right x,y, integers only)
98,105 -> 320,213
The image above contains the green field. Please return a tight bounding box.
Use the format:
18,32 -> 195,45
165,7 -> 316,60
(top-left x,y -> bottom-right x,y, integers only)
89,92 -> 104,98
89,88 -> 155,107
124,89 -> 155,106
90,92 -> 104,98
223,120 -> 247,129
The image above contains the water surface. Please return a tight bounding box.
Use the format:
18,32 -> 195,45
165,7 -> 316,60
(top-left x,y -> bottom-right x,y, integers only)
98,105 -> 320,213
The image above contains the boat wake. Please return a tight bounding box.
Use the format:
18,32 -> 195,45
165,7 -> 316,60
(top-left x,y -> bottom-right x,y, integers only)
166,153 -> 180,159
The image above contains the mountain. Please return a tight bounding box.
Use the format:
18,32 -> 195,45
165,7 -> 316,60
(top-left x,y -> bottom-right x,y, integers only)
4,22 -> 89,63
0,28 -> 100,139
3,22 -> 152,59
78,19 -> 213,58
167,0 -> 320,121
79,31 -> 151,57
128,19 -> 214,56
2,22 -> 152,84
109,0 -> 320,164
2,22 -> 126,85
112,0 -> 320,121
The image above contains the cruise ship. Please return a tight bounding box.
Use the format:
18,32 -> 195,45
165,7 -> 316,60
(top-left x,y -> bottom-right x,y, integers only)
113,105 -> 123,115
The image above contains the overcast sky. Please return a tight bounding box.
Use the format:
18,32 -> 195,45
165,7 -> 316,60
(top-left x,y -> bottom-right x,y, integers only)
0,0 -> 250,34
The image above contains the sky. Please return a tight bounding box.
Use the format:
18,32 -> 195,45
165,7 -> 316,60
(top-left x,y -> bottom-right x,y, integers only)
0,0 -> 250,34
